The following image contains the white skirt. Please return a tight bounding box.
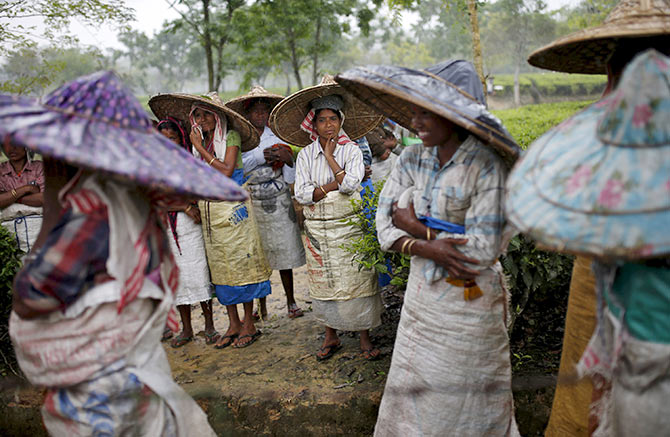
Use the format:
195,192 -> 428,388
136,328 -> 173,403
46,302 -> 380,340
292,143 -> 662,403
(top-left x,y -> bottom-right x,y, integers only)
168,212 -> 212,306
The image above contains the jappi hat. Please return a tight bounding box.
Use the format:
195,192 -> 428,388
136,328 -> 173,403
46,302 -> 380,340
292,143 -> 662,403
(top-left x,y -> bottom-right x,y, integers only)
148,92 -> 260,152
269,75 -> 385,147
506,49 -> 670,260
335,60 -> 520,167
225,85 -> 284,116
528,0 -> 670,74
0,71 -> 247,202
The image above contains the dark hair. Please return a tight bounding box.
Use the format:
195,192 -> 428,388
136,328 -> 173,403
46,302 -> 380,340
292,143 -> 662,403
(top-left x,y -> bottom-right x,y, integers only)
608,37 -> 670,79
245,98 -> 272,113
157,118 -> 188,149
314,108 -> 342,120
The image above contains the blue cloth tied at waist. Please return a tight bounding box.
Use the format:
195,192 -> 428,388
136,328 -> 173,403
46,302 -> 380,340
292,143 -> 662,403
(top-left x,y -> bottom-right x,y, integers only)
418,216 -> 465,234
418,215 -> 466,283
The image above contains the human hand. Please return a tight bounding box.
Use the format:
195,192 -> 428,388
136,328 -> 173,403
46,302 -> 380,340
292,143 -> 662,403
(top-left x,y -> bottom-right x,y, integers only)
190,126 -> 203,149
429,238 -> 480,280
271,145 -> 294,165
323,135 -> 337,157
363,165 -> 372,182
392,201 -> 420,234
185,204 -> 201,224
20,183 -> 40,195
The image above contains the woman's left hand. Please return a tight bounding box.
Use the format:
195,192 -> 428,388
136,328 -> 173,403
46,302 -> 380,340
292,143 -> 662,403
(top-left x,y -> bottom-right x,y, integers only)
185,205 -> 201,224
392,201 -> 421,234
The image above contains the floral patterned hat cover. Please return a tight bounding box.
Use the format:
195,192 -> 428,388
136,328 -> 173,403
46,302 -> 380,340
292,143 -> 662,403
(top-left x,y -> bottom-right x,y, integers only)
0,70 -> 247,202
506,49 -> 670,260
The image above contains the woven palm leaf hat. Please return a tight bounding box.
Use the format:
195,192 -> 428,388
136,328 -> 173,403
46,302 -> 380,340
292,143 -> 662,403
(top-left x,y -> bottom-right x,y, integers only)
0,70 -> 247,202
506,49 -> 670,260
528,0 -> 670,74
148,92 -> 259,152
225,85 -> 284,117
269,75 -> 385,147
335,60 -> 520,168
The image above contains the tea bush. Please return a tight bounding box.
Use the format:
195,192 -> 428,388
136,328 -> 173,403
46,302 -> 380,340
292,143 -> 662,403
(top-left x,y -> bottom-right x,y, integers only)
0,226 -> 21,376
493,73 -> 606,98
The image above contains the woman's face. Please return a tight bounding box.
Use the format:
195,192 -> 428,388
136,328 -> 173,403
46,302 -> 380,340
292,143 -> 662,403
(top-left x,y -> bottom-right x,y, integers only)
2,141 -> 27,163
314,109 -> 341,140
193,108 -> 217,133
159,127 -> 181,145
248,101 -> 270,130
409,104 -> 454,147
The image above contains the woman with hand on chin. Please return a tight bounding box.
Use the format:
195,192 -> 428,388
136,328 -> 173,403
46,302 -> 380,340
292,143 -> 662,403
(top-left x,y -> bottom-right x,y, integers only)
186,95 -> 271,350
271,76 -> 384,361
336,60 -> 521,435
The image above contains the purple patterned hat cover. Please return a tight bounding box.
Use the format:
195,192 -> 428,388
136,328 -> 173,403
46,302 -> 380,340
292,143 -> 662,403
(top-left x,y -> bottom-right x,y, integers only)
0,71 -> 247,202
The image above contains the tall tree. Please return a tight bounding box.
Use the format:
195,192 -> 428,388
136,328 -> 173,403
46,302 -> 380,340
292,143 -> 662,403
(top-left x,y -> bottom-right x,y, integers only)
234,0 -> 379,89
388,0 -> 487,96
482,0 -> 555,106
167,0 -> 245,91
0,0 -> 133,54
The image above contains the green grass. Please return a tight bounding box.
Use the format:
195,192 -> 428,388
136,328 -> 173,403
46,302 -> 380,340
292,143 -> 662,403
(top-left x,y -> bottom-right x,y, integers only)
493,100 -> 594,149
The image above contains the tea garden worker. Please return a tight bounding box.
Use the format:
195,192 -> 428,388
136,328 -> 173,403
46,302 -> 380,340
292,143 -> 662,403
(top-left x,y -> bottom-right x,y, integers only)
150,91 -> 268,350
0,140 -> 44,253
270,75 -> 385,361
154,117 -> 219,348
3,71 -> 250,436
508,49 -> 670,437
226,86 -> 306,321
337,60 -> 521,436
518,1 -> 670,435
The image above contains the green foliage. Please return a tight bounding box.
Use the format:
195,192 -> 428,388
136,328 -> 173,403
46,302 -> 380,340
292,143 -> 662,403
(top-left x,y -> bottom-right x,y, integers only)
344,181 -> 410,288
492,73 -> 606,98
0,226 -> 22,376
502,234 -> 574,330
0,1 -> 133,56
493,100 -> 594,149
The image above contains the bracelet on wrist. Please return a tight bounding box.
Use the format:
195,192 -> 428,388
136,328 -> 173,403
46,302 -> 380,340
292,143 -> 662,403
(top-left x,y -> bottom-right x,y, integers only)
335,170 -> 345,177
208,157 -> 217,165
185,205 -> 192,213
319,186 -> 328,197
407,239 -> 417,255
11,189 -> 18,199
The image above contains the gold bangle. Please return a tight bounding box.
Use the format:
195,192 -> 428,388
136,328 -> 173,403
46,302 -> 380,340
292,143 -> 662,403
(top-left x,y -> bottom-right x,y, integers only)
208,156 -> 217,165
335,170 -> 345,177
11,189 -> 18,198
185,205 -> 192,213
400,238 -> 412,254
319,186 -> 328,197
407,239 -> 417,256
426,227 -> 432,241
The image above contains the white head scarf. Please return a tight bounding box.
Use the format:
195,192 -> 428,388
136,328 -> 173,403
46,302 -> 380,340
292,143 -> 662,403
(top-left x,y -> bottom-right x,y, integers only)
188,104 -> 228,161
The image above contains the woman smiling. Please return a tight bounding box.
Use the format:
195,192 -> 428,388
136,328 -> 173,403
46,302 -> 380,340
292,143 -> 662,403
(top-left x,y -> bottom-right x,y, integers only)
337,61 -> 521,436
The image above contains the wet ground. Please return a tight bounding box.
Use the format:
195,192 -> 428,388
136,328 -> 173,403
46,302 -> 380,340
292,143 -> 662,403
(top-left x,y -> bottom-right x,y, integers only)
0,266 -> 556,435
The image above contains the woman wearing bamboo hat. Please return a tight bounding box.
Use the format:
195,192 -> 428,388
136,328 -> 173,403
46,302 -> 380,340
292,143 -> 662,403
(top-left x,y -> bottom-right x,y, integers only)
521,1 -> 670,435
150,92 -> 269,349
336,60 -> 521,435
3,71 -> 249,435
270,75 -> 385,361
226,86 -> 306,321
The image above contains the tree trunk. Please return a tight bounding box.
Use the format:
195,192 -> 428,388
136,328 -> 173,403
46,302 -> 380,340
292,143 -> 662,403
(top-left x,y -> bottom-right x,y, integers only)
465,0 -> 486,101
287,31 -> 303,89
513,62 -> 521,107
201,0 -> 214,91
285,71 -> 291,96
312,5 -> 322,85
